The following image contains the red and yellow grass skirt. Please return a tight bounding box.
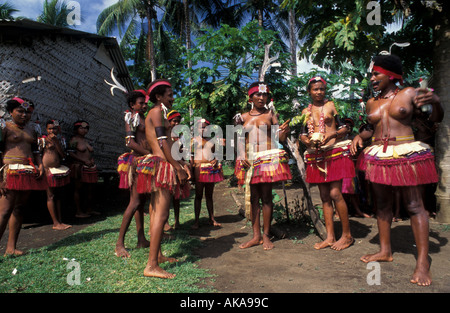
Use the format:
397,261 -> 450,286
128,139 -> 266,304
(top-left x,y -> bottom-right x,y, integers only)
234,149 -> 292,185
117,152 -> 142,189
46,165 -> 70,188
194,162 -> 224,183
357,141 -> 438,186
135,154 -> 190,199
3,164 -> 48,191
304,140 -> 355,184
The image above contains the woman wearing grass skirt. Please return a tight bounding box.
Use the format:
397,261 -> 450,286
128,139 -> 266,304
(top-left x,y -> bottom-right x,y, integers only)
115,90 -> 151,258
136,79 -> 190,279
351,55 -> 443,286
300,77 -> 354,251
234,82 -> 291,251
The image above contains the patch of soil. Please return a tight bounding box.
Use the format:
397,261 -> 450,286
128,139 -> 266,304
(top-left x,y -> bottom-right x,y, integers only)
191,180 -> 450,293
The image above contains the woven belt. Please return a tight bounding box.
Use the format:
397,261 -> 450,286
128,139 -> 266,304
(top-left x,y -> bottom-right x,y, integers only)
372,135 -> 415,153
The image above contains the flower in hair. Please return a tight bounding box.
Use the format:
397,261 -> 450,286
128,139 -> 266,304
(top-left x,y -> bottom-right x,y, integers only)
258,84 -> 268,93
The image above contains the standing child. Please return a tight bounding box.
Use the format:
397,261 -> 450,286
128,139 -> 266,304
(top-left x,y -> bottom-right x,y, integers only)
68,120 -> 99,218
136,79 -> 190,279
234,82 -> 291,250
165,110 -> 190,230
39,120 -> 72,230
191,118 -> 223,229
0,97 -> 46,255
115,90 -> 151,258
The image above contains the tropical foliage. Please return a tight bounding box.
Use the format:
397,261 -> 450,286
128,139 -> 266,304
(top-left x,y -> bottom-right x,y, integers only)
37,0 -> 72,27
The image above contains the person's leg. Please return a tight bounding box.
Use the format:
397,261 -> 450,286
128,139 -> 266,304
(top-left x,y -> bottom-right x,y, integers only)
173,198 -> 180,229
144,188 -> 175,279
0,192 -> 16,249
46,187 -> 59,228
314,183 -> 336,249
5,191 -> 30,256
74,181 -> 89,218
85,183 -> 99,215
239,184 -> 263,249
46,187 -> 70,230
361,183 -> 394,262
329,180 -> 354,250
400,185 -> 431,286
192,181 -> 204,229
204,183 -> 221,227
135,193 -> 149,248
260,183 -> 274,250
115,184 -> 148,257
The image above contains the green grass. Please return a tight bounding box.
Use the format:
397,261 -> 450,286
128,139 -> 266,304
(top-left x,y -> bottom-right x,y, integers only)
0,196 -> 215,293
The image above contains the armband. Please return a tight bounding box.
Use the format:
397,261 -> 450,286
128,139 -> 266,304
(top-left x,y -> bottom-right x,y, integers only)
155,126 -> 166,138
359,123 -> 374,133
300,123 -> 309,136
334,114 -> 347,130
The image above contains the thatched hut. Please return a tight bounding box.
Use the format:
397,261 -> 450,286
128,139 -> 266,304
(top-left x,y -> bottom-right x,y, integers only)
0,19 -> 133,173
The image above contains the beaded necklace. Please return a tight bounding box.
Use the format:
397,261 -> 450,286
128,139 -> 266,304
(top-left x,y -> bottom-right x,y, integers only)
307,104 -> 325,135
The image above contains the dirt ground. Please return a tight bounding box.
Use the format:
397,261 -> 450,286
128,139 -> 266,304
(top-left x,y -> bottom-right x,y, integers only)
192,180 -> 450,293
1,179 -> 449,293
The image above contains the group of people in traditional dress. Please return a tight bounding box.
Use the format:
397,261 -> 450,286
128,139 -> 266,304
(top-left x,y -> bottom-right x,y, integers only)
0,54 -> 443,287
301,54 -> 441,287
0,98 -> 98,256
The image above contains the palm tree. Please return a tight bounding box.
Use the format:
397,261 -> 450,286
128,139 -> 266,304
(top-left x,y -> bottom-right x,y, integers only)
37,0 -> 72,27
0,1 -> 19,20
97,0 -> 159,82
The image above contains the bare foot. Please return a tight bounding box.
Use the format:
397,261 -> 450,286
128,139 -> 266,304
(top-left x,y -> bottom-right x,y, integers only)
4,249 -> 24,256
136,239 -> 150,249
115,245 -> 130,258
159,255 -> 179,263
262,233 -> 274,250
75,213 -> 90,218
314,239 -> 335,250
360,251 -> 393,263
191,222 -> 199,230
143,265 -> 175,279
355,210 -> 371,218
210,219 -> 222,227
52,223 -> 72,230
331,236 -> 354,251
239,237 -> 263,249
164,222 -> 173,232
410,262 -> 432,286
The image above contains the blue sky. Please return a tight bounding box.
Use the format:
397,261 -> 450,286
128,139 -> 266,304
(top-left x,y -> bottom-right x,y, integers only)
11,0 -> 117,34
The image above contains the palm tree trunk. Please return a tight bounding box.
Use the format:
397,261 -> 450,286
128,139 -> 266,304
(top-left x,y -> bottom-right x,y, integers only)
433,12 -> 450,223
184,0 -> 193,124
289,8 -> 297,77
146,3 -> 157,82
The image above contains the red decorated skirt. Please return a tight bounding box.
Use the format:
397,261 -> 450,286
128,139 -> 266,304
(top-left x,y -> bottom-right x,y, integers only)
194,162 -> 224,183
70,163 -> 98,183
234,149 -> 292,185
46,165 -> 71,188
357,141 -> 438,186
304,140 -> 355,184
117,152 -> 142,189
3,164 -> 48,191
135,154 -> 190,199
